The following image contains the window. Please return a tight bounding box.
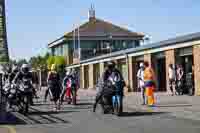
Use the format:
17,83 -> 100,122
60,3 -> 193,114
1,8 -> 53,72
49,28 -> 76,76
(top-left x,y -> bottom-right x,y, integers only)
51,48 -> 55,56
101,41 -> 110,49
122,41 -> 126,48
59,45 -> 63,56
63,44 -> 69,56
135,40 -> 140,47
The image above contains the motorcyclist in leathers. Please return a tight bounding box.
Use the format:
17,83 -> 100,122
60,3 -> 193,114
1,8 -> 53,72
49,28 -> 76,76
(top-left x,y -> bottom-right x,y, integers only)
8,65 -> 19,84
13,64 -> 34,105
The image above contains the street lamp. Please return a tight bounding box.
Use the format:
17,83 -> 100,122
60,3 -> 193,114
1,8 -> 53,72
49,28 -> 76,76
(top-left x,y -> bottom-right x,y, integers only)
108,34 -> 113,55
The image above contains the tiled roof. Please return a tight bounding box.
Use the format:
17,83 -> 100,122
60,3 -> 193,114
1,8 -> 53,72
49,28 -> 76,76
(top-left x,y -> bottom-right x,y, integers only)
64,18 -> 144,38
48,18 -> 144,47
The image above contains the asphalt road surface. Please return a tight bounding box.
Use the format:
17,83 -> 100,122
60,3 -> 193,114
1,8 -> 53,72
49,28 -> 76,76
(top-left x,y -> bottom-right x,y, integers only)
1,94 -> 200,133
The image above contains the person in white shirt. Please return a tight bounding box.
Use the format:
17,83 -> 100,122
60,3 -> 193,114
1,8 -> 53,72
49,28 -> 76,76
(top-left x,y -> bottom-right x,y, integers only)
137,62 -> 146,105
168,64 -> 176,96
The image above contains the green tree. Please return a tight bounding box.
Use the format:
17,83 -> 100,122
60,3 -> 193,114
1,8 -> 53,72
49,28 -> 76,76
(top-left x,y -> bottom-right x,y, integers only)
17,59 -> 28,67
54,56 -> 66,79
29,52 -> 50,70
46,56 -> 66,78
47,56 -> 55,70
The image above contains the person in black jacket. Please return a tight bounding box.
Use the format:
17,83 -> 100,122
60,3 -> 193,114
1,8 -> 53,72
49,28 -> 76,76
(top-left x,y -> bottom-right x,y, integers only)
93,61 -> 125,112
13,64 -> 34,105
46,64 -> 61,111
8,65 -> 19,84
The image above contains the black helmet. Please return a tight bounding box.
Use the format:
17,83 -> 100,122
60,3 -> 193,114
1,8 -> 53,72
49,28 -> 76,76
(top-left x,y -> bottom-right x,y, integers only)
12,65 -> 19,73
21,64 -> 30,74
107,61 -> 116,69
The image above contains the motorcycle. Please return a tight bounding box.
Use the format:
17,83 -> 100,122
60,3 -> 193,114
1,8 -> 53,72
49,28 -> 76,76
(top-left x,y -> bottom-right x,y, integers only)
2,81 -> 11,98
95,74 -> 123,116
17,78 -> 33,114
5,84 -> 21,111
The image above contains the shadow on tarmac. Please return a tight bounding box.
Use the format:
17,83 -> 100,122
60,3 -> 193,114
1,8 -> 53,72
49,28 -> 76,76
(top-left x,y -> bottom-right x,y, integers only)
119,111 -> 167,117
0,112 -> 26,125
0,107 -> 73,125
155,104 -> 192,108
29,107 -> 77,115
75,102 -> 93,106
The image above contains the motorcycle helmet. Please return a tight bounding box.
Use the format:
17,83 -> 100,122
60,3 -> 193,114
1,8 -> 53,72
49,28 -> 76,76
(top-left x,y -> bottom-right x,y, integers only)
21,64 -> 30,74
5,65 -> 12,74
12,65 -> 19,73
107,61 -> 116,70
66,68 -> 72,76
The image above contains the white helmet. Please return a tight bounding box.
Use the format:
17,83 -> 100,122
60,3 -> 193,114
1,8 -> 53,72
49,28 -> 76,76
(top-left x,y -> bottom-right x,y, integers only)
66,68 -> 72,76
22,64 -> 29,68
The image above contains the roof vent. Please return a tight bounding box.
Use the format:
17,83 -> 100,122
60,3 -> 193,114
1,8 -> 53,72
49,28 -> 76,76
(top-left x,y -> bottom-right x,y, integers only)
88,4 -> 95,21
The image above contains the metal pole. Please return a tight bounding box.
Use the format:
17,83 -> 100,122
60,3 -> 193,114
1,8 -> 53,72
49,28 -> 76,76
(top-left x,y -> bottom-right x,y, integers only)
78,25 -> 81,60
73,24 -> 76,58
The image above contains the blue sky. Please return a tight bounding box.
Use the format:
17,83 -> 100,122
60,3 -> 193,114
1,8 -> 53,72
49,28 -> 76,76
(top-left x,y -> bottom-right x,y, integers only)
6,0 -> 200,60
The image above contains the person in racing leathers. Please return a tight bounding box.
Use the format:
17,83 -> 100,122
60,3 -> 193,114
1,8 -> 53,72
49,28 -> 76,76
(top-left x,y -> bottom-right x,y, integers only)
13,64 -> 34,105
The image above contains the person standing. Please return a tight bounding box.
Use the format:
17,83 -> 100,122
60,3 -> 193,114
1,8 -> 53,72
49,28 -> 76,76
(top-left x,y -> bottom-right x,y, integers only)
137,62 -> 146,105
60,68 -> 77,104
176,64 -> 184,95
168,64 -> 176,96
143,61 -> 156,106
46,64 -> 61,111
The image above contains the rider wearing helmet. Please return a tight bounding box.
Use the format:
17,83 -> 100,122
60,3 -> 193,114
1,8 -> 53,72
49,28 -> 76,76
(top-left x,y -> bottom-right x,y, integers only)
93,61 -> 125,112
8,65 -> 19,84
3,65 -> 12,83
13,64 -> 34,105
13,64 -> 32,84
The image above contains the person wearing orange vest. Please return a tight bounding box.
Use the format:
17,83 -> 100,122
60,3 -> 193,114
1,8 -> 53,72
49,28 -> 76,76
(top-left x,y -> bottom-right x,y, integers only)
143,61 -> 156,106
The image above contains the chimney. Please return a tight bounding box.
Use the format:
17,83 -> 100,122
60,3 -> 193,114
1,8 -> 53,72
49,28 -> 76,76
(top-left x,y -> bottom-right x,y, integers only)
88,4 -> 95,22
